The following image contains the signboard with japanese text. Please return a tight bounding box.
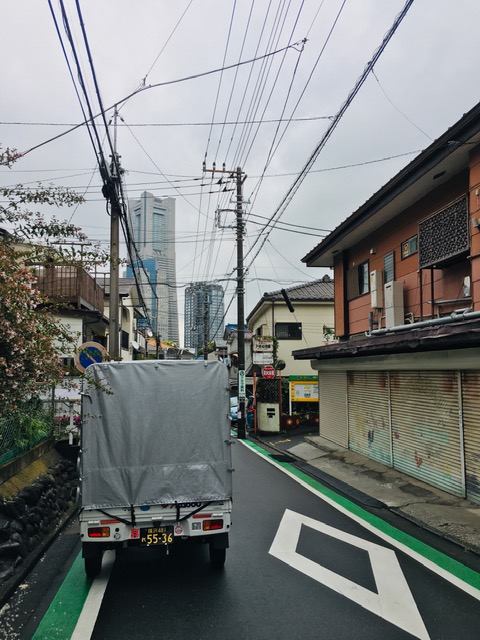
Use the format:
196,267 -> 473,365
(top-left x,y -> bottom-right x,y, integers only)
238,370 -> 246,398
253,352 -> 274,365
262,365 -> 276,379
253,336 -> 274,352
289,376 -> 319,402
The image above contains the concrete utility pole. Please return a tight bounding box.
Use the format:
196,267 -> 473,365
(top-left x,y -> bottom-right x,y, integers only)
235,167 -> 246,439
103,107 -> 122,361
203,287 -> 209,361
205,164 -> 247,439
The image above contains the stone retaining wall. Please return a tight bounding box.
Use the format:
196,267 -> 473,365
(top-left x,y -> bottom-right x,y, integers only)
0,450 -> 78,583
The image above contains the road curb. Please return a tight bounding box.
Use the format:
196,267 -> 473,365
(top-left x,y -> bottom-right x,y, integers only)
248,432 -> 480,559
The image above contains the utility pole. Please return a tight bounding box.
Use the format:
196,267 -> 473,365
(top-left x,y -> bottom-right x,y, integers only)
203,286 -> 209,361
102,107 -> 122,361
235,167 -> 247,439
109,108 -> 121,360
205,163 -> 247,439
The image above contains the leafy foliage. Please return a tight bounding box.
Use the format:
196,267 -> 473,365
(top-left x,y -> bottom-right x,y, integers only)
0,398 -> 52,455
0,145 -> 108,414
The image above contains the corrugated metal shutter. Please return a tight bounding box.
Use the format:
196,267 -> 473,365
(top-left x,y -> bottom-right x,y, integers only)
319,371 -> 347,447
347,371 -> 392,466
390,371 -> 463,496
462,372 -> 480,504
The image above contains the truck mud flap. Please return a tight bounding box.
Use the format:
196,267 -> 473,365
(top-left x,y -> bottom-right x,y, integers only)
82,541 -> 104,558
209,532 -> 229,550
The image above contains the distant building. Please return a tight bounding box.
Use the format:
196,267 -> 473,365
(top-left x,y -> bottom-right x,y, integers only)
247,276 -> 335,377
126,191 -> 179,344
184,282 -> 225,353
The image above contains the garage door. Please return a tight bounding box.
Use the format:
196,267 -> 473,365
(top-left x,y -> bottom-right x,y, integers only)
319,371 -> 347,447
390,371 -> 463,496
462,371 -> 480,504
347,371 -> 391,466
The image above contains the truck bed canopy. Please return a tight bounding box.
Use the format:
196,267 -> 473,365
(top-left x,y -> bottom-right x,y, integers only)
80,360 -> 233,509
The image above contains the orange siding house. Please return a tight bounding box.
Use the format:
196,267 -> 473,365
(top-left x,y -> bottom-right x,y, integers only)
294,103 -> 480,503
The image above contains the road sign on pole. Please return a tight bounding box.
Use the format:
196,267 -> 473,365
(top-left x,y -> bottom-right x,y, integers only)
262,365 -> 276,379
74,342 -> 108,373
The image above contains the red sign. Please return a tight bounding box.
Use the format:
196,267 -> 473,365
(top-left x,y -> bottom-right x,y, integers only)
262,365 -> 276,379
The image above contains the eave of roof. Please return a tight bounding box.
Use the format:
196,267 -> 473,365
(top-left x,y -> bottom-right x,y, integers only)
292,317 -> 480,361
246,278 -> 334,323
302,102 -> 480,268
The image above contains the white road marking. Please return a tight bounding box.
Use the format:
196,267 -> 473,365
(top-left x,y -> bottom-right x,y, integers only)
270,509 -> 430,640
241,440 -> 480,601
71,551 -> 115,640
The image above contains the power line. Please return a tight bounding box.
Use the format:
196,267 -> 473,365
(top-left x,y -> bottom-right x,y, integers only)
245,0 -> 415,270
0,115 -> 333,127
20,39 -> 307,159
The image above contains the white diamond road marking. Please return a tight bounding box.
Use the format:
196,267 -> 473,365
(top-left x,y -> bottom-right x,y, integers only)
269,509 -> 430,640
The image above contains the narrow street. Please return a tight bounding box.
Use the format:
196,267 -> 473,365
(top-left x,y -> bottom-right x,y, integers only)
4,438 -> 479,640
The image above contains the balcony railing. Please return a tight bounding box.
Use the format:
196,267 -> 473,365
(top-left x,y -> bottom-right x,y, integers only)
34,265 -> 104,313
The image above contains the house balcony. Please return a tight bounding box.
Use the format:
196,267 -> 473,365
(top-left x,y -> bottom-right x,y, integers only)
34,265 -> 104,313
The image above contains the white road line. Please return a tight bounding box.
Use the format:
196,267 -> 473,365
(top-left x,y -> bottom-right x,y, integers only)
71,551 -> 115,640
270,509 -> 430,640
241,440 -> 480,601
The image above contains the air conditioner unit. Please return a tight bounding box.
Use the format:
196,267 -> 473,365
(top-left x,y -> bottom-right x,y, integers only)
370,270 -> 383,308
384,281 -> 404,328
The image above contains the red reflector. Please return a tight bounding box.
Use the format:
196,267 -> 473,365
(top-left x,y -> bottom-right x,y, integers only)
193,514 -> 212,519
100,519 -> 120,525
88,526 -> 110,538
202,519 -> 223,531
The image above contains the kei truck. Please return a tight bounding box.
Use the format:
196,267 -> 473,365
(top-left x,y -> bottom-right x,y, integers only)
78,359 -> 234,578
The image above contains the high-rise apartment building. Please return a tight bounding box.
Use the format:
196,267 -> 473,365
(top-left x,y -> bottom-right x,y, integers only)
126,191 -> 179,344
184,282 -> 225,353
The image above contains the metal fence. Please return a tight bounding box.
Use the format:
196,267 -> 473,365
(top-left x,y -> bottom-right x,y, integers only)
0,400 -> 55,466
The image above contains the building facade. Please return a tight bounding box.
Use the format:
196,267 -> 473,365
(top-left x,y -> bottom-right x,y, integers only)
126,191 -> 179,344
294,102 -> 480,504
247,276 -> 335,378
184,282 -> 225,353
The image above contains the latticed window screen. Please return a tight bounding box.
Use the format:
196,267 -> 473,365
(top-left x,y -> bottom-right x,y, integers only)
418,196 -> 469,268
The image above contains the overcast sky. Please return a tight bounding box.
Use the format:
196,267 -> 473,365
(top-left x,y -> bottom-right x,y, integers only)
1,1 -> 479,347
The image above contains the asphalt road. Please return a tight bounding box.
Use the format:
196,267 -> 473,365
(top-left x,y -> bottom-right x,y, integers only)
2,439 -> 480,639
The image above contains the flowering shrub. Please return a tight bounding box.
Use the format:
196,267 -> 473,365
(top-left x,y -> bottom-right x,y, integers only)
0,145 -> 108,419
54,414 -> 82,428
0,243 -> 74,412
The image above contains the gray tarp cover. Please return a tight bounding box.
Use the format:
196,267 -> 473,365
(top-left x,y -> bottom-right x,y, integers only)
80,360 -> 233,509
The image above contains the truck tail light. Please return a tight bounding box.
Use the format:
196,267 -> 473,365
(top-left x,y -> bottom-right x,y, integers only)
203,519 -> 223,531
88,526 -> 110,538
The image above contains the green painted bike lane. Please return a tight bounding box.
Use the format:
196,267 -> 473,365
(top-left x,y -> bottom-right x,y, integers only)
32,553 -> 91,640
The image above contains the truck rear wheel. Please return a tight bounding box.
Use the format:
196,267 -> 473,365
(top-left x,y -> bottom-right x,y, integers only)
85,554 -> 102,578
209,545 -> 226,569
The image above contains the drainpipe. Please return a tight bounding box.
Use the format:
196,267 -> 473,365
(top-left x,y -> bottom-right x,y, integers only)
368,309 -> 480,337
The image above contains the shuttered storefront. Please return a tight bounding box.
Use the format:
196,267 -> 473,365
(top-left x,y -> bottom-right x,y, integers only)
347,371 -> 392,466
319,371 -> 348,447
462,372 -> 480,504
390,371 -> 464,496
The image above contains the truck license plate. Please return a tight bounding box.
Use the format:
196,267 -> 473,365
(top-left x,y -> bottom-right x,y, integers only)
140,526 -> 174,546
